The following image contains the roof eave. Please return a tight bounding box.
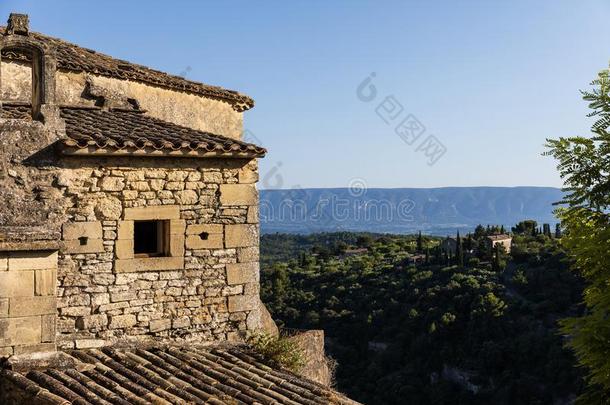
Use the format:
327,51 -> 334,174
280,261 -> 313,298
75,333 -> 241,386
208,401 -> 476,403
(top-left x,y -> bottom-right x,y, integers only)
59,144 -> 266,159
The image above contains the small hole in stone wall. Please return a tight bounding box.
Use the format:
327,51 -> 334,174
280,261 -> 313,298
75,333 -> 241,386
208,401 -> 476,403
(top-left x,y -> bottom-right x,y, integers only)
199,232 -> 209,240
79,237 -> 88,246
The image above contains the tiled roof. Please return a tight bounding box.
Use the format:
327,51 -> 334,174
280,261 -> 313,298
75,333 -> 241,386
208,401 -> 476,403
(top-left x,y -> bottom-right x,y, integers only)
58,107 -> 266,158
0,28 -> 254,112
0,103 -> 31,120
487,234 -> 511,241
1,345 -> 359,405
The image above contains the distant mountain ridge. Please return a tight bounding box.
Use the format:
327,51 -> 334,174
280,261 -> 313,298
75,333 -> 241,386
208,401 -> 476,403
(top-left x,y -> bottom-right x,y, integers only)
259,187 -> 563,235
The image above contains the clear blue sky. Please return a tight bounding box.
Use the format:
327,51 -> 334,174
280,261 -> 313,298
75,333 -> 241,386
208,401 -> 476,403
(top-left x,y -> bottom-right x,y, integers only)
2,1 -> 609,189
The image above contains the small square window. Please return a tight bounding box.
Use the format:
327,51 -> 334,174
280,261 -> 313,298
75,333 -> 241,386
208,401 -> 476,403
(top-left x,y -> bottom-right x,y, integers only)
134,220 -> 169,257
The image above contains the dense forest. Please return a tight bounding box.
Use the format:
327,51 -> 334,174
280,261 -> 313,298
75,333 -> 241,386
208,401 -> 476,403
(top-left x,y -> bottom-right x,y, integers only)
260,223 -> 585,404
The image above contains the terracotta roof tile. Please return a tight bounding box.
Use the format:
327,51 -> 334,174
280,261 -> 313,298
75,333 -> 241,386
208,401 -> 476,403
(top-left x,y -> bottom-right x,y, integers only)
1,29 -> 254,112
57,107 -> 266,158
1,345 -> 359,405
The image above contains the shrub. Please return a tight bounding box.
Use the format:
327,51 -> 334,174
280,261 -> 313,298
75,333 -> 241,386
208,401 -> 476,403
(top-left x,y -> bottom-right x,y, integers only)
247,332 -> 306,373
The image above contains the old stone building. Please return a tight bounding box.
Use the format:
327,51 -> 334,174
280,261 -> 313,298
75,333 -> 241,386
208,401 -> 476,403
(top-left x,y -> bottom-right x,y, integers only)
0,14 -> 357,404
487,234 -> 512,254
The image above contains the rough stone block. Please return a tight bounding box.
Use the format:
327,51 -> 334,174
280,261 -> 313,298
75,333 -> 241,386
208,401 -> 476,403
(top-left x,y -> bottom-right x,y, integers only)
0,316 -> 41,346
185,224 -> 223,249
169,236 -> 185,257
114,257 -> 184,273
76,314 -> 108,330
75,339 -> 106,349
225,224 -> 259,248
149,318 -> 171,332
99,177 -> 125,191
186,223 -> 223,235
59,306 -> 91,317
98,302 -> 128,312
0,271 -> 34,297
124,205 -> 180,220
167,171 -> 188,182
203,171 -> 223,183
174,190 -> 198,205
238,167 -> 259,184
170,219 -> 186,235
8,251 -> 58,271
95,197 -> 122,220
13,343 -> 56,355
247,206 -> 259,224
115,239 -> 134,260
10,296 -> 56,317
172,316 -> 190,329
0,346 -> 13,357
61,239 -> 105,254
226,263 -> 259,285
41,314 -> 55,342
110,291 -> 137,302
0,298 -> 8,318
237,247 -> 259,263
220,184 -> 258,206
228,294 -> 258,312
108,314 -> 137,329
62,221 -> 103,240
35,269 -> 56,296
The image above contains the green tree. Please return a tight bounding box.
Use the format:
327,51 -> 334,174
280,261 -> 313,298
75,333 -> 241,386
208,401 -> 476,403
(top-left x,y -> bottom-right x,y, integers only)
546,68 -> 610,402
543,223 -> 552,237
512,220 -> 538,235
417,231 -> 423,252
555,223 -> 562,238
456,230 -> 464,267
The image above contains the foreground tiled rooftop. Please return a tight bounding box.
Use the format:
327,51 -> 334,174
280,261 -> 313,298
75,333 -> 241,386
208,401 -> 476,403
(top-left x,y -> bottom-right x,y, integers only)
1,344 -> 359,405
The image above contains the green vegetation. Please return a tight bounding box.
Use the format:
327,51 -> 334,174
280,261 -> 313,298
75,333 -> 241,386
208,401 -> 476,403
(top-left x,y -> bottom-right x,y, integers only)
547,68 -> 610,403
261,226 -> 584,404
247,332 -> 306,373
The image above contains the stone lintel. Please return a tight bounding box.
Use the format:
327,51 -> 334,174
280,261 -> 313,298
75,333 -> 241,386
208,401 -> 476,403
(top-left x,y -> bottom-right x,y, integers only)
124,205 -> 180,220
114,257 -> 184,273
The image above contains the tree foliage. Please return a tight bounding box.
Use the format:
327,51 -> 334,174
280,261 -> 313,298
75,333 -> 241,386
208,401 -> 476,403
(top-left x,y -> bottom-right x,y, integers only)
546,68 -> 610,403
261,230 -> 583,404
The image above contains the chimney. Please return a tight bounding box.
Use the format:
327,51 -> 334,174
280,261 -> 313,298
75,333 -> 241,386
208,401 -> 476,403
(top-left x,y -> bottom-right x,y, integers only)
6,13 -> 29,36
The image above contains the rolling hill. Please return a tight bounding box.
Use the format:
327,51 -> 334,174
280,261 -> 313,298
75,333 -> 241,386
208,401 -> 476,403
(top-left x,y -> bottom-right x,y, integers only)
259,186 -> 563,235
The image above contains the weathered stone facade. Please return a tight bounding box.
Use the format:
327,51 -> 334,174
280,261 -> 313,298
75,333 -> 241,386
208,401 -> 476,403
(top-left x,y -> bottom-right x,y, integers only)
54,158 -> 262,349
0,14 -> 269,355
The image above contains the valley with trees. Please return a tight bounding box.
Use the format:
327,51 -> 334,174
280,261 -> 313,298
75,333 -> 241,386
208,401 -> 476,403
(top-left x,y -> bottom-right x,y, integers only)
260,223 -> 584,404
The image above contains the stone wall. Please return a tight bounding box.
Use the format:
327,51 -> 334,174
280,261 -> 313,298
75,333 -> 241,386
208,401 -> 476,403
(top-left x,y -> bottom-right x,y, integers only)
0,59 -> 31,102
287,330 -> 332,387
0,250 -> 57,356
54,157 -> 262,349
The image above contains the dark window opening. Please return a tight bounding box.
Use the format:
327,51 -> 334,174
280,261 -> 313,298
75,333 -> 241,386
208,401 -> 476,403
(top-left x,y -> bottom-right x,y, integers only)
78,236 -> 88,246
134,220 -> 168,257
199,232 -> 209,240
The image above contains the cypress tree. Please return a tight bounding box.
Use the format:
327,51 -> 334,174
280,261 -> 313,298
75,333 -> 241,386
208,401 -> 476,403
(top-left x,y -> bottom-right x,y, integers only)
456,230 -> 464,267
